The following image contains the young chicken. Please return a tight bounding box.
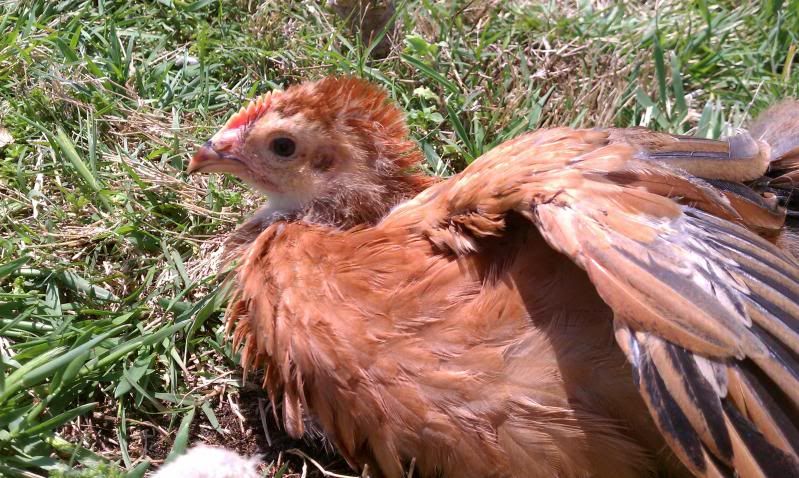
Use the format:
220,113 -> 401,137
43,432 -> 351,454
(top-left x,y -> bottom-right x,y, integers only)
189,77 -> 799,478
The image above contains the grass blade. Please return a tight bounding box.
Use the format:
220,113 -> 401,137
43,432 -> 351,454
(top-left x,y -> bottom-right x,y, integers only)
51,127 -> 112,212
401,54 -> 459,95
164,406 -> 196,464
19,402 -> 97,437
0,256 -> 30,281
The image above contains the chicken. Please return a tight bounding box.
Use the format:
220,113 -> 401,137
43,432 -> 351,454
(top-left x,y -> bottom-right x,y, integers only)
188,77 -> 799,478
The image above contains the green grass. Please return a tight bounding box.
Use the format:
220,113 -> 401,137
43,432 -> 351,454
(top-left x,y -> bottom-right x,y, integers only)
0,0 -> 796,476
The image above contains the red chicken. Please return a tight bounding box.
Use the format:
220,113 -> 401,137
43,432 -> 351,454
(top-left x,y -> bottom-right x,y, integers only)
189,77 -> 799,478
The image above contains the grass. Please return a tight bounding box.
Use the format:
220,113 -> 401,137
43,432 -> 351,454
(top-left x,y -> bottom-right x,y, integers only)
0,0 -> 797,476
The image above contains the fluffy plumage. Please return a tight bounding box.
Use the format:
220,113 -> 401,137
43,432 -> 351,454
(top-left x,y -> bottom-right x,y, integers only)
152,445 -> 262,478
190,78 -> 799,478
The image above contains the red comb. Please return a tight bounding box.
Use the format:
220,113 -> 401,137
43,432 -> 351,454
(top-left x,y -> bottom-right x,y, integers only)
224,92 -> 273,130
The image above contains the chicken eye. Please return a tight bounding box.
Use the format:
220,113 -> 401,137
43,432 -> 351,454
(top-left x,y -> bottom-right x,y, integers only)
270,137 -> 296,158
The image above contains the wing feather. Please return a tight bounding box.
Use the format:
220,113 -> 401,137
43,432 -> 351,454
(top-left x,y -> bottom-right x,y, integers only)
607,128 -> 770,182
726,366 -> 799,456
646,334 -> 733,460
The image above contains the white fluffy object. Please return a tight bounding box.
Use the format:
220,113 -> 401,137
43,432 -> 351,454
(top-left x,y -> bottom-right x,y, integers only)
152,445 -> 262,478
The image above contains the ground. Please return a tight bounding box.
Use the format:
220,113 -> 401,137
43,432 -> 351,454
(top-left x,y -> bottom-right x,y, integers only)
0,0 -> 797,477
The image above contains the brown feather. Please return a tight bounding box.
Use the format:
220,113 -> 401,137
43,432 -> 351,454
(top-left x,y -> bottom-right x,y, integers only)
607,128 -> 770,182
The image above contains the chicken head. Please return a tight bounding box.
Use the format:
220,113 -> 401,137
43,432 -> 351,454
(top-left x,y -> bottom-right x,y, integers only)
189,77 -> 433,229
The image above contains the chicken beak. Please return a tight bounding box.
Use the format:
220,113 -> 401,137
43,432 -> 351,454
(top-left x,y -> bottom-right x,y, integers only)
188,141 -> 224,174
188,130 -> 247,175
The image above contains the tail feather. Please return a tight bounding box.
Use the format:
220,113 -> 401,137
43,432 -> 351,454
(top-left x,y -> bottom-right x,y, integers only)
750,100 -> 799,165
749,100 -> 799,257
749,100 -> 799,188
